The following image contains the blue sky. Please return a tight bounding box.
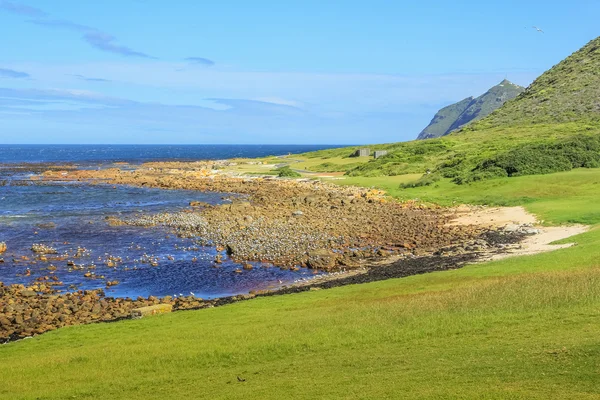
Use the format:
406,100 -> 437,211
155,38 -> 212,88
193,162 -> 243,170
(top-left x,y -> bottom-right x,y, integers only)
0,0 -> 598,144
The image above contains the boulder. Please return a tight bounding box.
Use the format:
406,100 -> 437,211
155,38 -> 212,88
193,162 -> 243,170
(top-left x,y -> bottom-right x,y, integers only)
306,249 -> 339,270
131,304 -> 173,319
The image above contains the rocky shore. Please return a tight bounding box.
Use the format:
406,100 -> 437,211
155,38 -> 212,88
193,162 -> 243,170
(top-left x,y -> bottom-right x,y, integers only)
0,283 -> 214,342
0,228 -> 525,343
42,165 -> 488,270
0,161 -> 532,342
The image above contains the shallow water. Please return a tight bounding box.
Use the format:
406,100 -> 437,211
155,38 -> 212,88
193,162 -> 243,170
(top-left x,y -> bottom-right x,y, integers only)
0,178 -> 323,299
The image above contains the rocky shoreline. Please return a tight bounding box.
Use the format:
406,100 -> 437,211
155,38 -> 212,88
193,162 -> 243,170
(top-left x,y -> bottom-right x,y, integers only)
0,161 -> 530,342
0,228 -> 526,343
42,164 -> 489,270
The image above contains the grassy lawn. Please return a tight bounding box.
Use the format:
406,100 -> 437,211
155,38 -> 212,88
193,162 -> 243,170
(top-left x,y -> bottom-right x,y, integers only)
0,226 -> 599,399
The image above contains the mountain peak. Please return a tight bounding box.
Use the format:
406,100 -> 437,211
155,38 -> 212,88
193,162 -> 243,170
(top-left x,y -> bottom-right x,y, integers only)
416,80 -> 525,140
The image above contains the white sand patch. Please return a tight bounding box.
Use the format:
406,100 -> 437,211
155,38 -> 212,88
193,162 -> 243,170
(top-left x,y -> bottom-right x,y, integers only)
449,206 -> 589,260
449,206 -> 537,227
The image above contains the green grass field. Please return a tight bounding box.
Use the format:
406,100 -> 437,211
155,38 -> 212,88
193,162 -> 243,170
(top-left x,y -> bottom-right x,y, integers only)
1,165 -> 600,399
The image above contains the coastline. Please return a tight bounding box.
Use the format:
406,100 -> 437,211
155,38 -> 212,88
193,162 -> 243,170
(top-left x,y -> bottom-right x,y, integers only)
0,161 -> 586,342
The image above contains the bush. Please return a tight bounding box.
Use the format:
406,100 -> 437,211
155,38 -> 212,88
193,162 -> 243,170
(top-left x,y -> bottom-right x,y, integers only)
276,166 -> 301,178
454,134 -> 600,183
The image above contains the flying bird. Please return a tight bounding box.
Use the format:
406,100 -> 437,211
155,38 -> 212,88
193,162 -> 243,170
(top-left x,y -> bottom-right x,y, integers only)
532,26 -> 544,33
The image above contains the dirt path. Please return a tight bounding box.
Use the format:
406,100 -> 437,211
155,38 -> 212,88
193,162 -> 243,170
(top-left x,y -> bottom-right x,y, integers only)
450,206 -> 589,260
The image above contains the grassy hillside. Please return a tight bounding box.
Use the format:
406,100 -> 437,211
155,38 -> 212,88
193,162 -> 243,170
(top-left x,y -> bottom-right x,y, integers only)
295,37 -> 600,183
472,37 -> 600,128
298,122 -> 599,179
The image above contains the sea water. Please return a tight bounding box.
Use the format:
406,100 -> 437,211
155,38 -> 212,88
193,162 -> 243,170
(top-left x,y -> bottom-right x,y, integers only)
0,145 -> 342,298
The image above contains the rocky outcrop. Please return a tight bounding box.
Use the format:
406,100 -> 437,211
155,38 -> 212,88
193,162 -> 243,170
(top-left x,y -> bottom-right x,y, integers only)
42,166 -> 487,271
0,283 -> 210,341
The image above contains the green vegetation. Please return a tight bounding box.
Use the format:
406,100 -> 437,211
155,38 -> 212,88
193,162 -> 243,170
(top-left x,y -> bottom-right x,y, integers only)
453,134 -> 600,184
275,165 -> 301,177
342,123 -> 599,179
472,37 -> 600,128
417,79 -> 524,139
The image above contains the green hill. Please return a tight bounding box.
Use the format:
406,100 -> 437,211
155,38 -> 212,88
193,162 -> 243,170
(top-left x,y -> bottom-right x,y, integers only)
472,37 -> 600,129
417,80 -> 524,140
302,37 -> 600,184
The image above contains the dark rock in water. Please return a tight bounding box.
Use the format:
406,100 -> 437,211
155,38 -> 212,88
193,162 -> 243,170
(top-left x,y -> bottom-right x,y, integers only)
242,263 -> 253,270
36,222 -> 57,230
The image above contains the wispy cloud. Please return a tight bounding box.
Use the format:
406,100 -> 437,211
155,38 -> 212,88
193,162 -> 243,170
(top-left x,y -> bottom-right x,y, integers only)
206,98 -> 306,116
0,0 -> 46,17
0,87 -> 137,107
185,57 -> 215,67
253,97 -> 304,108
71,74 -> 111,83
83,31 -> 155,59
0,67 -> 30,79
5,2 -> 155,58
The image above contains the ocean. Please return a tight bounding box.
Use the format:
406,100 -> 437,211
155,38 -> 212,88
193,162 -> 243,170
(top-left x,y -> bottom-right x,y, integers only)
0,144 -> 344,164
0,144 -> 341,298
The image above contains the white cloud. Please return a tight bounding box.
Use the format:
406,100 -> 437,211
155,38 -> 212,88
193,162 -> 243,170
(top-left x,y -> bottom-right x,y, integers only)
253,97 -> 304,108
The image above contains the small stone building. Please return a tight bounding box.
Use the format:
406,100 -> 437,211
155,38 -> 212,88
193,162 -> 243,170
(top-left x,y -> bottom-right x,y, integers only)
352,148 -> 371,157
373,150 -> 388,159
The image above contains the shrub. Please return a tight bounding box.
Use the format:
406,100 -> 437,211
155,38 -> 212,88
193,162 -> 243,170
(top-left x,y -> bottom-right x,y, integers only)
455,134 -> 600,183
276,166 -> 301,178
